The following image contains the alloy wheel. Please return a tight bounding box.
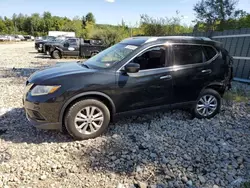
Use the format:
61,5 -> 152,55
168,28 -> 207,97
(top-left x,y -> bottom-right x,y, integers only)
74,106 -> 104,135
196,95 -> 218,117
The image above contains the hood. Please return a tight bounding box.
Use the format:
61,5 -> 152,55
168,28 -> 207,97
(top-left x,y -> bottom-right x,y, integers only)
28,62 -> 95,84
35,40 -> 47,44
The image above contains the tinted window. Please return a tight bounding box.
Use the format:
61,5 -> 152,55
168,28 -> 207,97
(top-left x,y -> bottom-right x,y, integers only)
172,45 -> 204,65
68,39 -> 77,45
203,46 -> 217,60
133,46 -> 166,70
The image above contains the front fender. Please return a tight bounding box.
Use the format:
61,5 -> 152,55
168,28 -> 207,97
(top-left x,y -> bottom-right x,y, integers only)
55,46 -> 63,52
59,91 -> 116,123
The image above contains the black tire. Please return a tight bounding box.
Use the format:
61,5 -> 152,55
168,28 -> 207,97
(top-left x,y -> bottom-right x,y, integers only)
91,51 -> 99,57
64,99 -> 110,140
193,89 -> 221,119
51,50 -> 61,59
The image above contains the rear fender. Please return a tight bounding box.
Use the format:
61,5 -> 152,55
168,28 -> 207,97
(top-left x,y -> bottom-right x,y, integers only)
202,82 -> 226,96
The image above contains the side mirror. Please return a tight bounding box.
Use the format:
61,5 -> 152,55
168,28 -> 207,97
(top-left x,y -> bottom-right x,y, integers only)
124,63 -> 140,73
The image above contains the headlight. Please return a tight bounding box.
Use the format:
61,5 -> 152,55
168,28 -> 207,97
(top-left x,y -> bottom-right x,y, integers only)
31,85 -> 61,96
39,44 -> 43,47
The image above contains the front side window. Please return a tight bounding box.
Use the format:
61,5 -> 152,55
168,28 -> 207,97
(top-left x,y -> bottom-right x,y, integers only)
132,46 -> 167,70
68,39 -> 78,45
172,45 -> 204,65
84,43 -> 138,68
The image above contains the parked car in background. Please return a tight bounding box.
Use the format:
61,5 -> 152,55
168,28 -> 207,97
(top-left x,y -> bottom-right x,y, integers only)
23,36 -> 233,140
24,35 -> 35,41
0,35 -> 8,41
43,37 -> 70,54
7,35 -> 15,41
14,35 -> 21,42
15,35 -> 25,41
35,36 -> 56,52
0,34 -> 27,42
49,38 -> 106,59
35,36 -> 46,41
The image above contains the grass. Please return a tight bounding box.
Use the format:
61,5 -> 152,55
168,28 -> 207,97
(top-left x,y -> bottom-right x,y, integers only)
224,92 -> 249,103
224,85 -> 250,103
241,181 -> 250,188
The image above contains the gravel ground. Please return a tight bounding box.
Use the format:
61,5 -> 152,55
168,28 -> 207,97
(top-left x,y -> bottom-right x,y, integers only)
0,42 -> 250,188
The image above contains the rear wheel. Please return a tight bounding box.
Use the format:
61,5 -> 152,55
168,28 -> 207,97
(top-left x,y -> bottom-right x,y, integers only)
193,89 -> 221,119
64,99 -> 110,140
51,50 -> 61,59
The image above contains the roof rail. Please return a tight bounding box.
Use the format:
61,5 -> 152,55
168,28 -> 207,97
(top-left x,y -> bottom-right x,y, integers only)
199,37 -> 212,41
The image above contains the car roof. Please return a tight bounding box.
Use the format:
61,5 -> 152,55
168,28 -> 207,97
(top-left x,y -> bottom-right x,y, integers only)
120,36 -> 221,47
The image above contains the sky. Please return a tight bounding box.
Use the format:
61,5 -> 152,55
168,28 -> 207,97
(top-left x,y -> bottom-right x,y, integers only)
0,0 -> 250,26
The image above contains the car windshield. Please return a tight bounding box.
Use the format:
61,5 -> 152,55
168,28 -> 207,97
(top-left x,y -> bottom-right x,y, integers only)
53,38 -> 65,42
47,36 -> 56,41
84,43 -> 138,68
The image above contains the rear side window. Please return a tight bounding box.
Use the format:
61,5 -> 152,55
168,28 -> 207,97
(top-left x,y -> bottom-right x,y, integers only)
203,46 -> 217,60
172,45 -> 204,65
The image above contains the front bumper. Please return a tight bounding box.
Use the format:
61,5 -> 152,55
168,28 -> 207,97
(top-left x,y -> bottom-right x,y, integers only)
26,112 -> 61,130
35,46 -> 42,51
23,85 -> 63,130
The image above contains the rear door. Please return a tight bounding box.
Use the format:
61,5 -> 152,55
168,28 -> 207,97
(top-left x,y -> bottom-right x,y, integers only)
115,45 -> 173,113
170,44 -> 213,103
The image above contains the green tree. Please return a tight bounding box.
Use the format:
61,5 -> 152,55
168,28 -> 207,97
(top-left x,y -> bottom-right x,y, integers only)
139,13 -> 192,36
4,17 -> 14,33
30,13 -> 41,34
82,15 -> 86,28
85,12 -> 96,24
0,19 -> 7,33
193,0 -> 247,31
43,11 -> 52,32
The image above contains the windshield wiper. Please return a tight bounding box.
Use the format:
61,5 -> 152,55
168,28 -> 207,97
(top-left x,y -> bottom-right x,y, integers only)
81,63 -> 90,69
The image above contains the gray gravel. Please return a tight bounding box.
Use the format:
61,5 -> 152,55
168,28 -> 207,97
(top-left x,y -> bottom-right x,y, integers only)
0,42 -> 250,188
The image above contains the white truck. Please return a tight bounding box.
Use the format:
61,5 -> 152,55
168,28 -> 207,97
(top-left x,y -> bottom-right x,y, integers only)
48,31 -> 75,37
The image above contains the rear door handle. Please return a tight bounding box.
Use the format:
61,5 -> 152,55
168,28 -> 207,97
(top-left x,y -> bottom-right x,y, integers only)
201,69 -> 212,74
160,75 -> 172,80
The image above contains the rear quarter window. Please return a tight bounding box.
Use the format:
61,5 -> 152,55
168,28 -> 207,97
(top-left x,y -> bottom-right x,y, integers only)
203,46 -> 217,60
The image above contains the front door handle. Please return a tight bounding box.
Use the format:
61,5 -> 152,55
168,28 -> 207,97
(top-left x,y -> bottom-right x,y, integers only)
201,69 -> 212,74
160,75 -> 172,80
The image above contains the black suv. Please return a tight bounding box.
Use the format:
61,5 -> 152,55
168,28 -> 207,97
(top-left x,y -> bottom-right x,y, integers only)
23,36 -> 233,140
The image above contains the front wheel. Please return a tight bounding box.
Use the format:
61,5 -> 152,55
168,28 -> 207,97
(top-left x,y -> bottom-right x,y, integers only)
64,99 -> 110,140
193,89 -> 221,119
51,50 -> 61,59
91,51 -> 99,57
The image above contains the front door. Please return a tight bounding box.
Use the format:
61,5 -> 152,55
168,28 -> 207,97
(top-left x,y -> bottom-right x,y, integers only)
115,45 -> 173,113
62,38 -> 80,57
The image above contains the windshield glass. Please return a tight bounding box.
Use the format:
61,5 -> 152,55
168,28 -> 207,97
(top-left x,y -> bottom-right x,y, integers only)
84,43 -> 138,68
47,36 -> 56,41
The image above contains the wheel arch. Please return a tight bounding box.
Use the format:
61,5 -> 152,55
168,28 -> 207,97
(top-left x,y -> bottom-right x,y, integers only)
59,91 -> 116,124
91,50 -> 100,55
55,46 -> 63,52
202,82 -> 226,96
